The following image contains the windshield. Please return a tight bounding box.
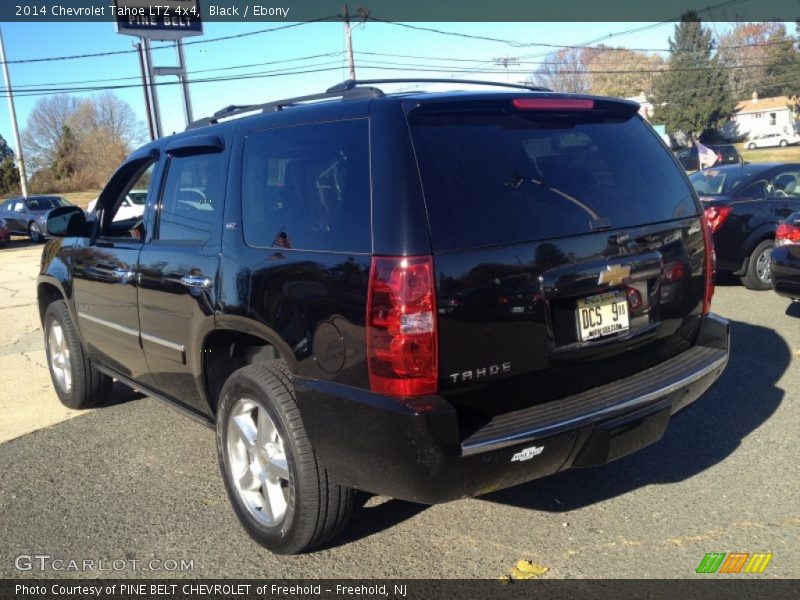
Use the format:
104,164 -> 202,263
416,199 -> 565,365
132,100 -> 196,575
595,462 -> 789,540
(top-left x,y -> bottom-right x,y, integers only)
408,111 -> 697,251
25,197 -> 68,211
689,167 -> 766,196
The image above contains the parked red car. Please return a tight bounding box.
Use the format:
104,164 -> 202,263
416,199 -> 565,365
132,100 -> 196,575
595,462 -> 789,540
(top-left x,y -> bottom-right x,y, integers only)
0,218 -> 10,248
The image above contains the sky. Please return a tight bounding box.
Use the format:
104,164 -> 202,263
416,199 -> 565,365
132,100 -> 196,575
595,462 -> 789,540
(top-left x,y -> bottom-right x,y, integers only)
0,20 -> 746,156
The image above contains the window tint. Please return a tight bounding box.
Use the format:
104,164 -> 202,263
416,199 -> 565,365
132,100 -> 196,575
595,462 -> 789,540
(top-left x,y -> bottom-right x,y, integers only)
408,111 -> 697,251
158,153 -> 225,243
242,119 -> 371,253
26,197 -> 68,211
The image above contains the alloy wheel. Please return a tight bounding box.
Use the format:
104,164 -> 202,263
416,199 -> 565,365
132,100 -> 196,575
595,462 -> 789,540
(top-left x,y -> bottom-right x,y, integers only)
30,223 -> 41,243
226,398 -> 291,526
47,321 -> 72,394
756,247 -> 772,283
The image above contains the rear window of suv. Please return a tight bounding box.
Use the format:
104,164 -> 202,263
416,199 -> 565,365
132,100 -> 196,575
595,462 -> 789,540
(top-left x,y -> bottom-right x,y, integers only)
408,109 -> 698,251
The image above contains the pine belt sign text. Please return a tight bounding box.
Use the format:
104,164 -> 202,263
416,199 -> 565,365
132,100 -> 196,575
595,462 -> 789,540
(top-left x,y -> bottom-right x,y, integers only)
114,0 -> 203,40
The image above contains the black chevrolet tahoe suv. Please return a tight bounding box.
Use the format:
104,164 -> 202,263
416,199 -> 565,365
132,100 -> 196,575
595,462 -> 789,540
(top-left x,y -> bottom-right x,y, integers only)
38,79 -> 730,554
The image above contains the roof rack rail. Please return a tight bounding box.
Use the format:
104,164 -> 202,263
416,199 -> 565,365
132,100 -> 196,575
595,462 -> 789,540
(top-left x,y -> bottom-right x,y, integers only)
326,78 -> 551,94
186,86 -> 385,131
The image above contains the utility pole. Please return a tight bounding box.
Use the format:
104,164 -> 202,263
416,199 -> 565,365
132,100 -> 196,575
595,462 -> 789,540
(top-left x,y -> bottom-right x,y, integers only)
493,55 -> 520,82
0,26 -> 28,197
135,41 -> 155,141
342,4 -> 356,80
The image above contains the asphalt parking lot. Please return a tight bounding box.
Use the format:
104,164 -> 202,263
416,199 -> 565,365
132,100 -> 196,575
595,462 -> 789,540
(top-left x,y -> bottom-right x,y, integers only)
0,241 -> 798,579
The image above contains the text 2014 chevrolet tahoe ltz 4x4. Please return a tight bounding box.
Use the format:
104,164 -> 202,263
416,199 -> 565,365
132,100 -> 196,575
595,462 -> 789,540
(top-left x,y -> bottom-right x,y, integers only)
38,80 -> 729,554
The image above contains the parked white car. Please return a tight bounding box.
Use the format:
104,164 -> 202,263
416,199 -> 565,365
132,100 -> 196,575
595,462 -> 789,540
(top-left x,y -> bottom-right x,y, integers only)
745,132 -> 800,149
87,190 -> 147,221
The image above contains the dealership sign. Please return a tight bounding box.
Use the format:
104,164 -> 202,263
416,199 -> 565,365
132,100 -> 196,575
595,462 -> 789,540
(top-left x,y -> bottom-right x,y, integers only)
114,0 -> 203,40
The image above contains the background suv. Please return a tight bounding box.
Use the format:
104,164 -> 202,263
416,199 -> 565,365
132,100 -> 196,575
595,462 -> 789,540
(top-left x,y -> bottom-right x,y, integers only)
38,80 -> 729,554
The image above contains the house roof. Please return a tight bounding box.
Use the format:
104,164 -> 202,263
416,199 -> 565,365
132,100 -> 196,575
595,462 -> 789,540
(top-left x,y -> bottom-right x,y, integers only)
735,96 -> 794,115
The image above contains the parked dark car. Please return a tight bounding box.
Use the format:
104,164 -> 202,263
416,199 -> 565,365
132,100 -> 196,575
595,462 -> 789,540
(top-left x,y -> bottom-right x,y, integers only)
689,162 -> 800,289
0,195 -> 72,242
676,144 -> 742,171
0,218 -> 9,247
38,79 -> 729,554
770,211 -> 800,299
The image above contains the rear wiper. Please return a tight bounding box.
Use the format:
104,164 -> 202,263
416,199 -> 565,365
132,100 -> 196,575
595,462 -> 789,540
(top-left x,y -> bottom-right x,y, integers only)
506,173 -> 602,221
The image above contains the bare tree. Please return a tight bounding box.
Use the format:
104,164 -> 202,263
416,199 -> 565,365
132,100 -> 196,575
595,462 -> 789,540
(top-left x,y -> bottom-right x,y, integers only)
529,48 -> 592,93
21,95 -> 79,172
717,22 -> 787,99
584,47 -> 665,98
22,92 -> 146,191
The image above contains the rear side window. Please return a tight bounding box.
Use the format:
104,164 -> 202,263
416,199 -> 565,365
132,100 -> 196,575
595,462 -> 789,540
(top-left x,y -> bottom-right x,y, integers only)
158,153 -> 225,243
408,110 -> 697,251
241,119 -> 371,253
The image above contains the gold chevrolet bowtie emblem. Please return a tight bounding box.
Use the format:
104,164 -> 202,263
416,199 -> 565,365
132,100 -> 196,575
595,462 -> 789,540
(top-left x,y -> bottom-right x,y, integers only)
598,264 -> 631,286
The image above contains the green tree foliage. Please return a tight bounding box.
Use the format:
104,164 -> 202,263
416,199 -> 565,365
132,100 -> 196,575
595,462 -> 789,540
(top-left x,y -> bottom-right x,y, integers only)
52,125 -> 78,181
0,158 -> 20,196
0,134 -> 20,195
0,133 -> 14,162
652,13 -> 736,140
760,30 -> 800,99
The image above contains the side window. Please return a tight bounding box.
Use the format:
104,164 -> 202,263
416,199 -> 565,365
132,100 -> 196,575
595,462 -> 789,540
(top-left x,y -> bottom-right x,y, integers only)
738,180 -> 768,200
12,201 -> 24,212
100,161 -> 154,241
241,119 -> 371,253
157,153 -> 225,243
770,170 -> 800,197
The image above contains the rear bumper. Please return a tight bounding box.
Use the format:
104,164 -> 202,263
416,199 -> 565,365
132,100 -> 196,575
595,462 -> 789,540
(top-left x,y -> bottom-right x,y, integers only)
295,314 -> 730,504
771,246 -> 800,299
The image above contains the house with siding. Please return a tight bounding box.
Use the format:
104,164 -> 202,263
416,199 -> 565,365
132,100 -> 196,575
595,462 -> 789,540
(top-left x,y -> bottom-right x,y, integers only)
722,93 -> 798,140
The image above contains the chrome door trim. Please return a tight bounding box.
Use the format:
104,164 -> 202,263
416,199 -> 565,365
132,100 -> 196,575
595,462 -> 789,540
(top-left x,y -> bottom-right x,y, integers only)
77,312 -> 139,338
140,332 -> 185,353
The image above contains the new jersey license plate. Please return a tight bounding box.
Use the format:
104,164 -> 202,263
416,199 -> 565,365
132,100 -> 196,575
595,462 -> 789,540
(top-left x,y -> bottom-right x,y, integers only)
576,292 -> 629,341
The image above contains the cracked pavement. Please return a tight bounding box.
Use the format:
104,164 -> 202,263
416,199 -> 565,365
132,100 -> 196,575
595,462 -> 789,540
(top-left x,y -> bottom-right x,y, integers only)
0,241 -> 798,578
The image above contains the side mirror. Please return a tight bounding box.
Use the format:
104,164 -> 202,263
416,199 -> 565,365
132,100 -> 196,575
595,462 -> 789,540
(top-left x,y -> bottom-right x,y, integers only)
46,206 -> 89,237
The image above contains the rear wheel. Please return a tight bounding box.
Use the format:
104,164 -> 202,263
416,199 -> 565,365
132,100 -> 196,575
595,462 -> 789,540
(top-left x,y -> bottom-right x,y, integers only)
29,222 -> 44,243
747,143 -> 756,150
741,239 -> 775,291
44,300 -> 112,409
216,362 -> 355,554
779,139 -> 789,147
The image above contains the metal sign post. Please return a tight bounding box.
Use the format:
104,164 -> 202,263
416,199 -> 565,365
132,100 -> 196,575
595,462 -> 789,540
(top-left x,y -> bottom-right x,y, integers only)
114,0 -> 203,136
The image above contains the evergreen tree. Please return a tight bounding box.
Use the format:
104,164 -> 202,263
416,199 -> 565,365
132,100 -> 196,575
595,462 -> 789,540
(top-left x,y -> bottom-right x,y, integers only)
52,125 -> 77,181
652,13 -> 736,141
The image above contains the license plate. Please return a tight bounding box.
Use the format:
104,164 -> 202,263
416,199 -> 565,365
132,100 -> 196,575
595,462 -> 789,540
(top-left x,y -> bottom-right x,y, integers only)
576,292 -> 629,341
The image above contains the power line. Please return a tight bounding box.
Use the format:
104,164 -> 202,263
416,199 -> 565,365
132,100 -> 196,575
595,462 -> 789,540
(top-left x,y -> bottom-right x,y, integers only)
0,17 -> 338,65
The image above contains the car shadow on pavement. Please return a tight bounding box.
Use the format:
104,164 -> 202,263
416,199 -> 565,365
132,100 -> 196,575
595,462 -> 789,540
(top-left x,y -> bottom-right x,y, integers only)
333,495 -> 428,547
104,381 -> 147,407
480,320 -> 788,512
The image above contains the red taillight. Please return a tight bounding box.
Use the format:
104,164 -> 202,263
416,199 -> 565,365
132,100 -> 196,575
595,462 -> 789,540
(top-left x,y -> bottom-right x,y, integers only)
701,213 -> 716,315
776,222 -> 800,246
512,98 -> 594,111
703,205 -> 732,233
367,256 -> 438,400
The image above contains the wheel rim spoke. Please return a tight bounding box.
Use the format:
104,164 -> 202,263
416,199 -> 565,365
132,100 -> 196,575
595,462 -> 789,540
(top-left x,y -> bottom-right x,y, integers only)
232,413 -> 257,448
237,464 -> 260,491
255,407 -> 276,446
267,451 -> 290,481
48,322 -> 71,394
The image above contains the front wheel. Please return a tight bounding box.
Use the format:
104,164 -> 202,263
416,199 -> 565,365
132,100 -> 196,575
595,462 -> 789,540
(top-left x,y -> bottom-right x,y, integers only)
29,222 -> 43,243
779,139 -> 789,147
216,362 -> 355,554
44,300 -> 112,408
741,239 -> 775,291
747,143 -> 757,150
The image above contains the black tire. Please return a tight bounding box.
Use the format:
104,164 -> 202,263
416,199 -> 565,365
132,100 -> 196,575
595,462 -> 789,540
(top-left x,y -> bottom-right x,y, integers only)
779,139 -> 789,147
29,222 -> 43,243
747,143 -> 756,150
44,300 -> 112,409
741,239 -> 775,291
216,361 -> 355,554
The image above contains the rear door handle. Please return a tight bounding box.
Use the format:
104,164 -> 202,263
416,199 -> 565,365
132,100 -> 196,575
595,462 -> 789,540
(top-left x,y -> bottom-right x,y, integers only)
112,268 -> 135,284
180,274 -> 213,290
